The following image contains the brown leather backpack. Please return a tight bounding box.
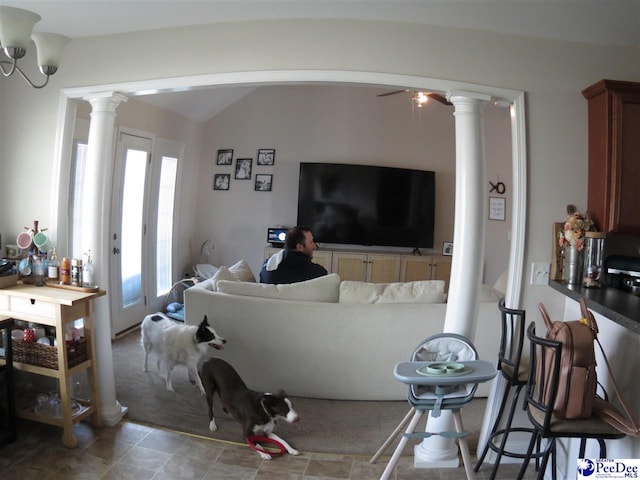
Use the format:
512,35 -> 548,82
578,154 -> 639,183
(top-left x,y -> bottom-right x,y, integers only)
538,298 -> 639,437
538,299 -> 598,419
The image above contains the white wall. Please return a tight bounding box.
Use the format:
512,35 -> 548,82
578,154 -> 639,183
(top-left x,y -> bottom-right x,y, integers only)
193,84 -> 511,279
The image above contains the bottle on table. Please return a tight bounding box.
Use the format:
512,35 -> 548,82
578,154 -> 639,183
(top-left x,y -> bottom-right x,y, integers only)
82,250 -> 95,288
47,247 -> 59,283
60,257 -> 71,285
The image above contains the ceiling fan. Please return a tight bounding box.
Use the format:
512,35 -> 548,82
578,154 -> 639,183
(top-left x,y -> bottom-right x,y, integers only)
377,89 -> 452,107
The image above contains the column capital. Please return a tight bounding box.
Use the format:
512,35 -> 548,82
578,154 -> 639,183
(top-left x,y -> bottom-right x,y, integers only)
447,91 -> 493,111
84,92 -> 129,114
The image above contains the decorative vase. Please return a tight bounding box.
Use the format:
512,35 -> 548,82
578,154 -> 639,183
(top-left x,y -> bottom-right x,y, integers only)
563,245 -> 584,285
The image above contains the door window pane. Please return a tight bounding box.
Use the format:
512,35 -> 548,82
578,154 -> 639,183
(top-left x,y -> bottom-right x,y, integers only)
155,156 -> 178,296
121,148 -> 148,308
71,141 -> 89,258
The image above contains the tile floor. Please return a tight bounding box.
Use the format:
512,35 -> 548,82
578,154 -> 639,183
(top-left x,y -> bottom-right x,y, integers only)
0,419 -> 536,479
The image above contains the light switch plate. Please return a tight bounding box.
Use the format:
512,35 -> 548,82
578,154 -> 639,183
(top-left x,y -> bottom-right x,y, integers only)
530,262 -> 550,286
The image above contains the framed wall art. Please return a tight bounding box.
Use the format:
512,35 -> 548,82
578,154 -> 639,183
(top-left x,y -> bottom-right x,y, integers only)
216,148 -> 233,165
235,158 -> 252,179
257,148 -> 275,166
255,174 -> 273,191
213,173 -> 230,190
489,197 -> 506,221
442,242 -> 454,256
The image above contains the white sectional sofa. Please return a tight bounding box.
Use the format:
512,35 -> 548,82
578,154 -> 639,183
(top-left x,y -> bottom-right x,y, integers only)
184,268 -> 502,401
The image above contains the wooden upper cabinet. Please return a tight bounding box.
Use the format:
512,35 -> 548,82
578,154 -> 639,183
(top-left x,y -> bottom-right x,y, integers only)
582,79 -> 640,234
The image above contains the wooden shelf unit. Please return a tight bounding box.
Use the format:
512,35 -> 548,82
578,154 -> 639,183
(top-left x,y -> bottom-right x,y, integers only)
0,284 -> 105,448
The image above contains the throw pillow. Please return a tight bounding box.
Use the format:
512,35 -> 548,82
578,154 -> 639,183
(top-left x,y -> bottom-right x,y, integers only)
228,260 -> 256,283
209,266 -> 237,291
479,284 -> 503,303
217,273 -> 341,302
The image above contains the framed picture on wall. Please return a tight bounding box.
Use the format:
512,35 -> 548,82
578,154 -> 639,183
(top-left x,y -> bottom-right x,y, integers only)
442,242 -> 454,256
257,148 -> 275,166
216,149 -> 233,165
235,158 -> 252,179
489,197 -> 506,221
255,174 -> 273,191
213,173 -> 230,190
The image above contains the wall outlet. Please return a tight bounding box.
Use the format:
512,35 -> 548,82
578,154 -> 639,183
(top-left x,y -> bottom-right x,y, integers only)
530,262 -> 550,286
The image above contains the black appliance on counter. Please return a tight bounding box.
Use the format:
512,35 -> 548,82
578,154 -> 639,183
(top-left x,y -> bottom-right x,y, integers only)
603,233 -> 640,296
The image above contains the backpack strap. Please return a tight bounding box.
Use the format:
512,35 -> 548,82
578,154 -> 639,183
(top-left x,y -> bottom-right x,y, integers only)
581,298 -> 639,437
537,302 -> 554,331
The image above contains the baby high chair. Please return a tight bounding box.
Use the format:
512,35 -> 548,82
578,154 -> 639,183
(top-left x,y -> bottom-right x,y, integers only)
371,333 -> 496,480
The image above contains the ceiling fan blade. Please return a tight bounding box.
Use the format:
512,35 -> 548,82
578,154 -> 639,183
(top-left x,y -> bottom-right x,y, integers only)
428,93 -> 453,106
377,89 -> 407,97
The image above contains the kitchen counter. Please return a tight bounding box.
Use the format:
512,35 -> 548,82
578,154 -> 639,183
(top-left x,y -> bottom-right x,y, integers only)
549,280 -> 640,334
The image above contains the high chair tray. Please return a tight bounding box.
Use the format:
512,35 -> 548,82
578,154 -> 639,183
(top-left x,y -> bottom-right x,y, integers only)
394,360 -> 497,386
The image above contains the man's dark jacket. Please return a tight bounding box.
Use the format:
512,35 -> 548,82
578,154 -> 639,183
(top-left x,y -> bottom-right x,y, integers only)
259,250 -> 328,284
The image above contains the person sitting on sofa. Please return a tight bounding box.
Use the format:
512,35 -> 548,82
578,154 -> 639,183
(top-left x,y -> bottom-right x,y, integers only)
260,226 -> 328,284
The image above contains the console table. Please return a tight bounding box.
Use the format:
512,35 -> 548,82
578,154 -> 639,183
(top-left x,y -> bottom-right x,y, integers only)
0,284 -> 105,448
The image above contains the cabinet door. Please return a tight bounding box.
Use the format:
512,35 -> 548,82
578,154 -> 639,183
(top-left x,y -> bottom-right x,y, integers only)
311,250 -> 332,272
367,254 -> 400,283
400,255 -> 432,282
431,256 -> 452,292
584,80 -> 640,233
332,253 -> 367,281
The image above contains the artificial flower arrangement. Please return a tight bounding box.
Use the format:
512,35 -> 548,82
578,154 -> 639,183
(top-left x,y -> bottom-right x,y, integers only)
558,205 -> 593,251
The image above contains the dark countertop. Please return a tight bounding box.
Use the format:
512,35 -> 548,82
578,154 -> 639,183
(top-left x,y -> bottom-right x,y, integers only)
549,280 -> 640,334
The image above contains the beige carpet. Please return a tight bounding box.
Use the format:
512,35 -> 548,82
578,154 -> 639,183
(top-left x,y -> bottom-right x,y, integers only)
112,328 -> 487,456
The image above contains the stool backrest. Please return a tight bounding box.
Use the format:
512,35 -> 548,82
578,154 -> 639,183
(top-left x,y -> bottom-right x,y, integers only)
498,297 -> 527,384
525,321 -> 563,434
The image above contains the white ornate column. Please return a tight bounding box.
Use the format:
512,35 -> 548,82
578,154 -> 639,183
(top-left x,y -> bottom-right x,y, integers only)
414,91 -> 492,468
83,92 -> 129,426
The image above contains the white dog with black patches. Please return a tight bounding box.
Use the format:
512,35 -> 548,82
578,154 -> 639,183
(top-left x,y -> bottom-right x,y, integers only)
199,357 -> 300,459
141,313 -> 225,393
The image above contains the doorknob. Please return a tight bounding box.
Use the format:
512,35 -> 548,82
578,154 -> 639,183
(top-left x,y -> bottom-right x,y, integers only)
113,247 -> 120,254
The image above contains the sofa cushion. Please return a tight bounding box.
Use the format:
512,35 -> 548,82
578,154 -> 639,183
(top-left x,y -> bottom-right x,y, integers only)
216,273 -> 341,302
228,260 -> 256,282
339,280 -> 445,304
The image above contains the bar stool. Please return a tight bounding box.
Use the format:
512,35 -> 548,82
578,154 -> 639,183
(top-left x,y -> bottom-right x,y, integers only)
474,298 -> 538,479
518,322 -> 626,480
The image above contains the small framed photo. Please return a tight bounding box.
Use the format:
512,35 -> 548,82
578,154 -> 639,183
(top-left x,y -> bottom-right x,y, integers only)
213,173 -> 230,191
216,149 -> 233,165
489,197 -> 506,221
235,158 -> 252,179
442,242 -> 454,256
257,148 -> 275,166
255,174 -> 273,191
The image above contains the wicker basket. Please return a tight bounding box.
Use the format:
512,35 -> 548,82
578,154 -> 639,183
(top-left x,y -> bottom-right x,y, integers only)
12,337 -> 88,370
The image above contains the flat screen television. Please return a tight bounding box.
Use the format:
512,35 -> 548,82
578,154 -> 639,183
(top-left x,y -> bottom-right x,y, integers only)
297,162 -> 435,249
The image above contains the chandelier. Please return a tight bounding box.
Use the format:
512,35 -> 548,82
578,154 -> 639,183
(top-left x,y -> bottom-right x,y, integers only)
0,6 -> 69,89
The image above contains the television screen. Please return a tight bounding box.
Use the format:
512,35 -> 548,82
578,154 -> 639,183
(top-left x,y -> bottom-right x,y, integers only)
297,162 -> 435,248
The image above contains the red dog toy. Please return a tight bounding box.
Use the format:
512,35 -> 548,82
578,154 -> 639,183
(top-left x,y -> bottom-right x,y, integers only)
246,435 -> 287,456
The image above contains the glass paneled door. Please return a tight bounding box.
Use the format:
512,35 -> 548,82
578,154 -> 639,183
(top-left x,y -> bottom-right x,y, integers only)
109,130 -> 181,335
